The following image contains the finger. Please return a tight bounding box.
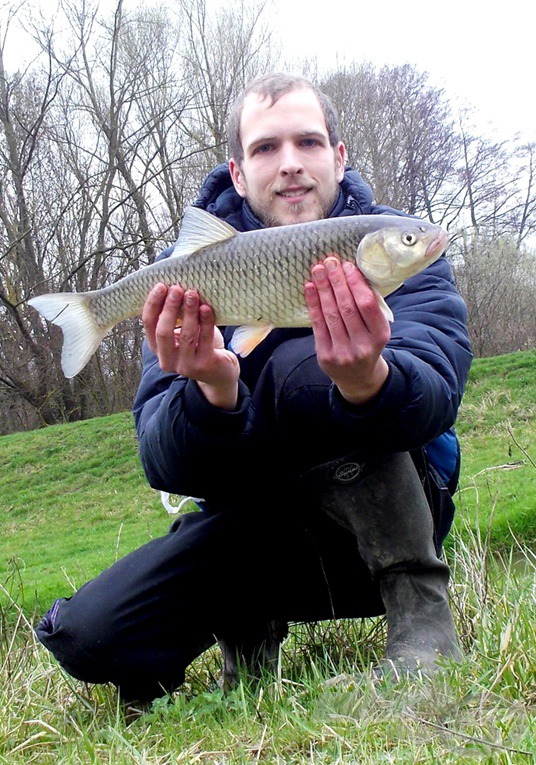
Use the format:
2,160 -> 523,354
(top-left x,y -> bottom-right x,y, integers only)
304,280 -> 332,350
212,325 -> 225,350
154,285 -> 186,365
197,303 -> 218,352
322,257 -> 365,333
311,259 -> 358,341
341,261 -> 391,338
142,283 -> 169,352
175,289 -> 201,356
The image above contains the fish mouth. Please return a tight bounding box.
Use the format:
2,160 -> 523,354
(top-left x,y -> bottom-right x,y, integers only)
425,229 -> 449,259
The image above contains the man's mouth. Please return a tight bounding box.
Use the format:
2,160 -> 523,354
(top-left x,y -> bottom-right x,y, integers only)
276,187 -> 311,200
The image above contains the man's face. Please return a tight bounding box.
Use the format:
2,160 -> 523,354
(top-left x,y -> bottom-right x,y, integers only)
229,88 -> 346,227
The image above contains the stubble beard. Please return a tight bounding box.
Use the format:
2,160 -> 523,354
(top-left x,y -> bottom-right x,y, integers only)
251,183 -> 340,228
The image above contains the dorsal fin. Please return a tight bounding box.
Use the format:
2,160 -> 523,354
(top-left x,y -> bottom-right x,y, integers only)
171,206 -> 238,258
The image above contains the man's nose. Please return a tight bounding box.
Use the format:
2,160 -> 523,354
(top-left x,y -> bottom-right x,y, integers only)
279,144 -> 304,175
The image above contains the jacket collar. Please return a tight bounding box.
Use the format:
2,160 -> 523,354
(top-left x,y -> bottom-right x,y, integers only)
193,162 -> 374,231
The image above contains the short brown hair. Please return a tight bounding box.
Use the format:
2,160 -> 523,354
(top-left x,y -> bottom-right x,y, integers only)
226,73 -> 341,165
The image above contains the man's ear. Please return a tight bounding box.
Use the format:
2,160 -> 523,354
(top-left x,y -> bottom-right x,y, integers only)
336,142 -> 347,182
229,158 -> 247,198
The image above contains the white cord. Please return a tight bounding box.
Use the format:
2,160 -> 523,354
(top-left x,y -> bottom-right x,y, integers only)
160,491 -> 204,515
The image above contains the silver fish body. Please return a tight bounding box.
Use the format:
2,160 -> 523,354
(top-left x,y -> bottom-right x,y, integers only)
28,207 -> 448,377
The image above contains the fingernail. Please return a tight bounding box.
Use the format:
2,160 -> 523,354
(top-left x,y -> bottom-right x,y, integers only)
342,261 -> 355,274
325,258 -> 338,271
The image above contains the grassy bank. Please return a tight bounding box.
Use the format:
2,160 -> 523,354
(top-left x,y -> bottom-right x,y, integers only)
453,349 -> 535,550
1,350 -> 534,613
1,349 -> 535,763
1,411 -> 163,611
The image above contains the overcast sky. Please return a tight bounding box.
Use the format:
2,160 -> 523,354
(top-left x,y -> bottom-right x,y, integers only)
2,0 -> 534,144
271,0 -> 535,144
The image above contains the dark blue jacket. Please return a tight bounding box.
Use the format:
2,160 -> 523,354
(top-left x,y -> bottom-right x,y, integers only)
133,164 -> 473,518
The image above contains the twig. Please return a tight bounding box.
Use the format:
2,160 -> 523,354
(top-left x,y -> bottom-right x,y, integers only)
403,708 -> 533,757
0,583 -> 34,630
253,723 -> 268,763
322,722 -> 355,751
507,425 -> 536,468
329,708 -> 533,758
115,522 -> 124,562
472,461 -> 525,477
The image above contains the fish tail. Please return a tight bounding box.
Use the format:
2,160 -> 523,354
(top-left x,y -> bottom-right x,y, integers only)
28,292 -> 108,378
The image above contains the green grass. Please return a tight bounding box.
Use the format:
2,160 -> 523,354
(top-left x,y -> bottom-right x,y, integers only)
1,349 -> 535,763
1,533 -> 534,763
1,412 -> 165,611
453,349 -> 536,551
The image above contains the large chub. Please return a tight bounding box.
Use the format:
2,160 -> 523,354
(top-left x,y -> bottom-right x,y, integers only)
27,210 -> 449,378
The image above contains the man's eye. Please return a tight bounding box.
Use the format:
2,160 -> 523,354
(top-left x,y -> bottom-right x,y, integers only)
254,144 -> 273,154
301,138 -> 317,147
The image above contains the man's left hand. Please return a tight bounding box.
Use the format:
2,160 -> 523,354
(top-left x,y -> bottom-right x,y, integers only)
304,256 -> 390,405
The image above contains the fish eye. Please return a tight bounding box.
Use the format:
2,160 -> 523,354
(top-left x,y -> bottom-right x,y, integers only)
402,232 -> 417,246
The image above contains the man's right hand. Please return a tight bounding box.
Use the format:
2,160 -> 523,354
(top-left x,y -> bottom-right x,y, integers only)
304,257 -> 390,405
142,284 -> 240,410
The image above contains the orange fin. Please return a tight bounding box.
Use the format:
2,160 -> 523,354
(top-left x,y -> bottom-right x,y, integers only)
230,324 -> 274,357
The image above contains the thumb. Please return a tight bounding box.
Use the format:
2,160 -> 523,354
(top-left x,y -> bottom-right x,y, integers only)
213,327 -> 225,349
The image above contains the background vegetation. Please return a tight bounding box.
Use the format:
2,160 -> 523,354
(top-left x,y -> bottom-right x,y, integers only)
0,0 -> 535,435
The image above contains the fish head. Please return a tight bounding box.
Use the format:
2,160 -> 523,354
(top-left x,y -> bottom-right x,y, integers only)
356,219 -> 449,297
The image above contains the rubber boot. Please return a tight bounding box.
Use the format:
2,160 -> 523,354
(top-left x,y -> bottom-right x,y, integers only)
308,450 -> 462,675
217,619 -> 288,692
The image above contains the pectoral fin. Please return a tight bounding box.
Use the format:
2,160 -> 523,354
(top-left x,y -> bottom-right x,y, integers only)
230,324 -> 274,357
371,288 -> 394,322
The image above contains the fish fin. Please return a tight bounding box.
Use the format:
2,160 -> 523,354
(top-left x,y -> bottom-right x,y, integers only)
230,324 -> 274,357
370,288 -> 394,322
28,293 -> 109,378
172,206 -> 238,258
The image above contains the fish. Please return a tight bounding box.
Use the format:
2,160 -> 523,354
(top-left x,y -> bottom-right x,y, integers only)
28,206 -> 449,378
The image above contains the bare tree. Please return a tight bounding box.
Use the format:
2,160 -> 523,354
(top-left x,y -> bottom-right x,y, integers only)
0,0 -> 276,433
456,121 -> 516,233
511,142 -> 536,248
178,0 -> 276,170
0,2 -> 185,431
321,63 -> 461,221
451,230 -> 536,356
0,28 -> 80,431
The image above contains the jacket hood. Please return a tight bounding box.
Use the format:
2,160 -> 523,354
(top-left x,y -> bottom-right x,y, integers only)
192,162 -> 377,231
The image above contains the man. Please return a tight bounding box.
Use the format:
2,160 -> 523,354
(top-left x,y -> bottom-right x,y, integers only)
36,74 -> 473,701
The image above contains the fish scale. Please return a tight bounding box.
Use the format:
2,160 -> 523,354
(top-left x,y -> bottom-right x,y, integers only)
28,207 -> 448,377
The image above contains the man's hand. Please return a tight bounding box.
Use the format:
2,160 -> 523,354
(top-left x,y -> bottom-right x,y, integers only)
142,284 -> 240,410
304,256 -> 390,405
